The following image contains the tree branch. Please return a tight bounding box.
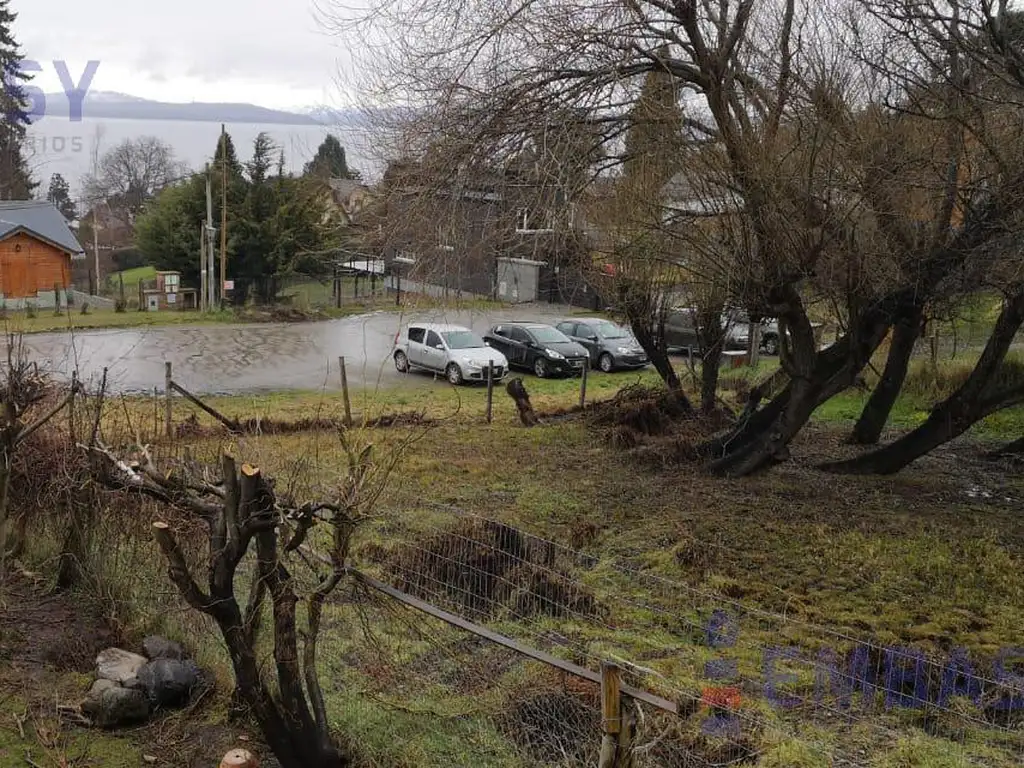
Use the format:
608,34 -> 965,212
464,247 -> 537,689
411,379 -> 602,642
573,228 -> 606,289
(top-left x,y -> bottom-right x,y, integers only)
152,522 -> 215,613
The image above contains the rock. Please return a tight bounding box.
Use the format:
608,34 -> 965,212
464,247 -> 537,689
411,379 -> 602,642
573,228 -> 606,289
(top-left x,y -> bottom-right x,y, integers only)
86,678 -> 118,698
95,648 -> 148,685
81,686 -> 150,728
220,749 -> 259,768
143,635 -> 186,660
137,658 -> 202,708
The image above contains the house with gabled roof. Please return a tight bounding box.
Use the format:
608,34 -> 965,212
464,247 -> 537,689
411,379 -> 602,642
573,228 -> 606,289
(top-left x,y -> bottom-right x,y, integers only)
0,200 -> 85,309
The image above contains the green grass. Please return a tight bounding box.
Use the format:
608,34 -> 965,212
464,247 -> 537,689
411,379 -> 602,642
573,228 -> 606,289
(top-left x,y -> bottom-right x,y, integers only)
104,265 -> 157,299
11,348 -> 1024,767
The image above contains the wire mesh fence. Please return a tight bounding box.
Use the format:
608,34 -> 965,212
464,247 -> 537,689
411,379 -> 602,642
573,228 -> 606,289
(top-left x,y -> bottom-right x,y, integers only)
17,361 -> 1022,767
277,270 -> 386,310
341,505 -> 1024,767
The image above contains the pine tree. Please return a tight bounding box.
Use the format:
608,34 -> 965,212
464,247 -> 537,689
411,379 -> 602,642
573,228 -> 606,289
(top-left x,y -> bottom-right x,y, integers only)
622,47 -> 684,200
213,132 -> 244,178
303,134 -> 359,179
46,173 -> 76,220
0,0 -> 36,199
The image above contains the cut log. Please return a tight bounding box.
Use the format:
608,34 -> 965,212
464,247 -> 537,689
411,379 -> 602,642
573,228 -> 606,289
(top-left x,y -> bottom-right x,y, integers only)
505,378 -> 539,426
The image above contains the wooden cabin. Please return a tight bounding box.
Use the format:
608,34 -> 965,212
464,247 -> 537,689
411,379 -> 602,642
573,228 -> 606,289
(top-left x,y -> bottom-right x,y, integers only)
0,201 -> 84,309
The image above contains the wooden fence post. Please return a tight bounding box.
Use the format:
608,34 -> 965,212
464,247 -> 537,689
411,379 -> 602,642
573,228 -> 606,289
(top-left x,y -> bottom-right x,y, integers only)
486,361 -> 494,423
579,357 -> 589,409
164,361 -> 173,438
339,356 -> 352,427
598,662 -> 621,768
616,705 -> 636,768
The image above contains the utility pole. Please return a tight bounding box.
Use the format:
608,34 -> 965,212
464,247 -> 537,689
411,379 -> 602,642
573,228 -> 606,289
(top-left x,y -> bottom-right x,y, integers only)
205,163 -> 215,309
92,208 -> 100,296
200,222 -> 206,311
220,124 -> 228,307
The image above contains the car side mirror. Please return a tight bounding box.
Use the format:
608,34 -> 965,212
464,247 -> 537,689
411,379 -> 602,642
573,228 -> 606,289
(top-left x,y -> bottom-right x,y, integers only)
435,343 -> 444,350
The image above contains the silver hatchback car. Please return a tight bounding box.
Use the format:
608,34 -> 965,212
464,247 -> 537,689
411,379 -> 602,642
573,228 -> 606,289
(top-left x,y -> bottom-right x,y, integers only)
393,323 -> 509,385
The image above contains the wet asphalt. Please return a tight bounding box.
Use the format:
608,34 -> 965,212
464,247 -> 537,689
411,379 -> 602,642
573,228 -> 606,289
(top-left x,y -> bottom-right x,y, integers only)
18,305 -> 574,394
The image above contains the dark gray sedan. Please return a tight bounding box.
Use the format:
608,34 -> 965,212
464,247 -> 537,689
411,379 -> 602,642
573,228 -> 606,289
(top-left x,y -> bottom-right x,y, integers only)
555,318 -> 649,372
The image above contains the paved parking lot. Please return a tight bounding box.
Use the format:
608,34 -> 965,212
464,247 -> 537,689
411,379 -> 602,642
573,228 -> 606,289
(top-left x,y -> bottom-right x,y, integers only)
20,305 -> 574,394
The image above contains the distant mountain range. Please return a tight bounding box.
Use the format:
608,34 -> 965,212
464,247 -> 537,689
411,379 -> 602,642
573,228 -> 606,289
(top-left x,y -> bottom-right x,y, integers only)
38,90 -> 366,126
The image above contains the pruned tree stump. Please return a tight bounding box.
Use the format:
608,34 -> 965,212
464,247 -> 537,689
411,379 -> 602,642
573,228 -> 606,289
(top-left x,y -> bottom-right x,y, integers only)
505,378 -> 539,426
220,748 -> 258,767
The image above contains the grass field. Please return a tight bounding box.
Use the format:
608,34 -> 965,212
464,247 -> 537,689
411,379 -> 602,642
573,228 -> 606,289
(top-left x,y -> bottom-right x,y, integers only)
104,265 -> 157,299
3,352 -> 1022,766
2,292 -> 509,334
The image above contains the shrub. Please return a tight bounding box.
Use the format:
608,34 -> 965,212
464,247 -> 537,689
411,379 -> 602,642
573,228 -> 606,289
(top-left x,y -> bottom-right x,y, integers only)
25,302 -> 37,318
114,298 -> 127,313
80,301 -> 90,315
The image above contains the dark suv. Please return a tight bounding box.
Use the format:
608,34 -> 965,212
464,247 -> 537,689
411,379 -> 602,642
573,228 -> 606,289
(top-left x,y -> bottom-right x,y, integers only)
483,322 -> 590,378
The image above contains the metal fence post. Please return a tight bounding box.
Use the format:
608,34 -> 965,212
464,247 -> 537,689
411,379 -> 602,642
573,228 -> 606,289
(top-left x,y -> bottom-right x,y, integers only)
486,361 -> 494,423
579,357 -> 589,409
164,361 -> 173,438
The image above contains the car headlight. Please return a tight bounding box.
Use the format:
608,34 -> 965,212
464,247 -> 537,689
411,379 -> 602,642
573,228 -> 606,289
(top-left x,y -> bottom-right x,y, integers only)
616,346 -> 632,354
545,349 -> 565,360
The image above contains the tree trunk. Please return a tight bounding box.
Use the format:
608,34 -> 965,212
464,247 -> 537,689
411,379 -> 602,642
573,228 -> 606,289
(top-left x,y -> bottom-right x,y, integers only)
848,306 -> 924,445
56,497 -> 96,590
697,306 -> 725,414
747,320 -> 761,368
505,378 -> 539,426
218,612 -> 345,768
620,289 -> 690,402
825,289 -> 1024,475
705,298 -> 894,476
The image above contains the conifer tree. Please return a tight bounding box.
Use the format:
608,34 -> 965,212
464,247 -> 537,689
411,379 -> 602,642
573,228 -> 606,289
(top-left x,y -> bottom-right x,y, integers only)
0,0 -> 36,199
304,134 -> 359,179
46,173 -> 76,220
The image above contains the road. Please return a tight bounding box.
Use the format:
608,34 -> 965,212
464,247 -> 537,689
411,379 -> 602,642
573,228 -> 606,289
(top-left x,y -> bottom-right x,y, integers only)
19,305 -> 573,394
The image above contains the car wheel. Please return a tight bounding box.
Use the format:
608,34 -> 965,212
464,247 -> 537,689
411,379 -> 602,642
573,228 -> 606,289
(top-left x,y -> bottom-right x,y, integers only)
762,334 -> 779,355
446,363 -> 463,385
598,353 -> 614,373
533,357 -> 547,378
394,351 -> 409,372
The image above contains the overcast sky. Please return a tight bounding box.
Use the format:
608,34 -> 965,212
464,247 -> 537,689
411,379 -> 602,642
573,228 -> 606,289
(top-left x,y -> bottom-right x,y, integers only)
13,0 -> 355,110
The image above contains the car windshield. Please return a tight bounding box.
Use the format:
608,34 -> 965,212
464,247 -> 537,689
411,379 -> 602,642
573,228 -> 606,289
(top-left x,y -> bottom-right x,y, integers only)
592,320 -> 629,339
442,330 -> 486,349
528,326 -> 569,343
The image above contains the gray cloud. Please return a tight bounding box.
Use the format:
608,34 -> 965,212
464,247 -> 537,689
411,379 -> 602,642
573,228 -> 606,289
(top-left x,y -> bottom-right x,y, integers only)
13,0 -> 350,105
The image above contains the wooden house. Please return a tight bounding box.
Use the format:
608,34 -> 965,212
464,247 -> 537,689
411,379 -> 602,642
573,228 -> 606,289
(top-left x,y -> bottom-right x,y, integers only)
0,201 -> 85,309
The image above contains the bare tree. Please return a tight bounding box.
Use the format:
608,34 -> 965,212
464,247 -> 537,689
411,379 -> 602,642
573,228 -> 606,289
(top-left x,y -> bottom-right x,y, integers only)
82,136 -> 188,220
333,0 -> 1024,474
85,427 -> 420,768
0,336 -> 78,572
